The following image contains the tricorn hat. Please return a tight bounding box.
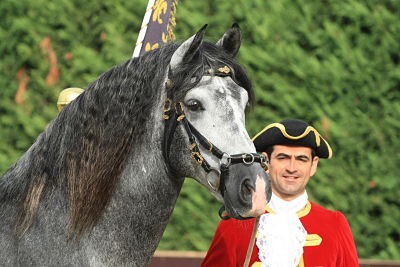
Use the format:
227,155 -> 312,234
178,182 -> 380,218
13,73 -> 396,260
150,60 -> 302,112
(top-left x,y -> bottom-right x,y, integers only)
252,119 -> 332,159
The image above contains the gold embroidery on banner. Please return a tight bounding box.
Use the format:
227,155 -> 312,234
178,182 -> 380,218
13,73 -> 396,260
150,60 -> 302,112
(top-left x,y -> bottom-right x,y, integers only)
152,0 -> 168,24
162,32 -> 168,43
145,42 -> 160,52
167,0 -> 178,42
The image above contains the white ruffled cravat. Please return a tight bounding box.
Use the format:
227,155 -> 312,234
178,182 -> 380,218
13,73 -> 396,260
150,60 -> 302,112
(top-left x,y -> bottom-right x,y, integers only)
256,191 -> 308,267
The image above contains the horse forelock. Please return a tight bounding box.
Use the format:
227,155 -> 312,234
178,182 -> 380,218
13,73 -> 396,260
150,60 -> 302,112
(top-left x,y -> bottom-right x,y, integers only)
168,41 -> 253,107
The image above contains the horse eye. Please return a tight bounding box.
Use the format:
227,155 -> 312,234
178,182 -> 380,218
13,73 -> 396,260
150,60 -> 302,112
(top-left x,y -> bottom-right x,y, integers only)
186,99 -> 204,111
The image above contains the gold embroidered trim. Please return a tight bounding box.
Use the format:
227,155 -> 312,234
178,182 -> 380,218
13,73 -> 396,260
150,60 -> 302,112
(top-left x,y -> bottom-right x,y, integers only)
304,234 -> 322,246
299,255 -> 304,267
264,201 -> 311,218
297,202 -> 311,218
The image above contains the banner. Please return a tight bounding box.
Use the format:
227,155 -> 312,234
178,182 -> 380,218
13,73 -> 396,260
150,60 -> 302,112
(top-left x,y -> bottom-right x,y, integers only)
132,0 -> 178,58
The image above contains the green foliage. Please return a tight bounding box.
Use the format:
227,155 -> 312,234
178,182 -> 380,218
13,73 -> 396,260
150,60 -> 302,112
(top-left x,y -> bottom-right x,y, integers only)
0,0 -> 399,260
0,0 -> 144,171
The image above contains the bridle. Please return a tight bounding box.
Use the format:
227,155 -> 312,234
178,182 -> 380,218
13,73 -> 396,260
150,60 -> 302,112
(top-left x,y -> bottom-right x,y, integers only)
162,65 -> 267,218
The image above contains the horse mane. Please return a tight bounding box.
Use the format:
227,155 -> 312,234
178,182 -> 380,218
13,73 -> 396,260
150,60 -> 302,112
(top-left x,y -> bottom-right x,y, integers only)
8,40 -> 254,239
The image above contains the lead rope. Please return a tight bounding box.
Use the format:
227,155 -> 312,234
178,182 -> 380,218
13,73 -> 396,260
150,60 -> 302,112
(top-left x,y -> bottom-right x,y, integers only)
243,216 -> 260,267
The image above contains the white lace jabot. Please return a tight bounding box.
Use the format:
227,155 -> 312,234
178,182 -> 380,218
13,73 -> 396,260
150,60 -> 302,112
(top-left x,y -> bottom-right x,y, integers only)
256,192 -> 308,267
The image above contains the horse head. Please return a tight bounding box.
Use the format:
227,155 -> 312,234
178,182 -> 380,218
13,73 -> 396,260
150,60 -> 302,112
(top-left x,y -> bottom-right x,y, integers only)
163,24 -> 272,219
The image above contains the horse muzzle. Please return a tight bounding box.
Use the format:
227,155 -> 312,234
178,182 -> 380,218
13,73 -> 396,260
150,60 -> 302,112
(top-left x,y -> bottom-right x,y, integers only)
221,163 -> 271,219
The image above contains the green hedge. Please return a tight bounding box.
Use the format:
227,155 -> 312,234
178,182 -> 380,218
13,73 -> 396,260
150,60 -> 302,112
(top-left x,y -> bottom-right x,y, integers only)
0,0 -> 399,260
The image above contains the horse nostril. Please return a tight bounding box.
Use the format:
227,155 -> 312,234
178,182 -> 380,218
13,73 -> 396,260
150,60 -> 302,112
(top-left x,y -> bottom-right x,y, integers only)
239,178 -> 254,203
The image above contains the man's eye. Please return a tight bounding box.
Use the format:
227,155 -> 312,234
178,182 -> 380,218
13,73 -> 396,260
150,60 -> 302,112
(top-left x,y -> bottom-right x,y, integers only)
186,99 -> 204,111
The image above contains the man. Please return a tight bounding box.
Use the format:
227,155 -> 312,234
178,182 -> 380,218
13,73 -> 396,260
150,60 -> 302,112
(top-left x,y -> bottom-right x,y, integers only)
201,119 -> 358,267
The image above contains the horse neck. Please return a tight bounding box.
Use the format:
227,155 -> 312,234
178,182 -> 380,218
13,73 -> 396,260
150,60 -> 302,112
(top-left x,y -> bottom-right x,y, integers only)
83,109 -> 185,265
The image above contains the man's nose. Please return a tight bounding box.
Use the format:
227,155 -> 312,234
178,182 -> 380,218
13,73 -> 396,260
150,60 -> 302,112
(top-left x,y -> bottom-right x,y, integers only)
286,158 -> 297,172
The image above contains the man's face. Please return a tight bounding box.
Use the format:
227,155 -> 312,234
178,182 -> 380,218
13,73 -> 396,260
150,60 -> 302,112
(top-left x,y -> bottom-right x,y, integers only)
266,145 -> 319,201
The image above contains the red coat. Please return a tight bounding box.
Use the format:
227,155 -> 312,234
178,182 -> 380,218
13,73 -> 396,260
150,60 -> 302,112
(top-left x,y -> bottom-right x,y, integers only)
202,201 -> 358,267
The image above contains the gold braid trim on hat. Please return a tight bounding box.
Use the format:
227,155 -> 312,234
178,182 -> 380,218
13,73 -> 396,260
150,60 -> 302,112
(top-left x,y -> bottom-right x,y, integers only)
252,123 -> 333,159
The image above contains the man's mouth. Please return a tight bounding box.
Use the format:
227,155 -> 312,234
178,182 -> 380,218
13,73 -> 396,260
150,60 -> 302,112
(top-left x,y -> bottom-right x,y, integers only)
283,175 -> 299,180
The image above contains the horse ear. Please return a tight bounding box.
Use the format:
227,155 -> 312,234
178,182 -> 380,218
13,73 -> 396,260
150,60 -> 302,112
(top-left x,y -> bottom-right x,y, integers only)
170,24 -> 208,71
216,23 -> 241,58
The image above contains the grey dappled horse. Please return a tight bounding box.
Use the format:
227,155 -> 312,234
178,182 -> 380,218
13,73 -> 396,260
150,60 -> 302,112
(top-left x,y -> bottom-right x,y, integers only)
0,24 -> 271,266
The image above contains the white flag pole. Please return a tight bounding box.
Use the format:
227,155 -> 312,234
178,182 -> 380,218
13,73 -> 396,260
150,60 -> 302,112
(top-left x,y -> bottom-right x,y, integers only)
132,0 -> 156,58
